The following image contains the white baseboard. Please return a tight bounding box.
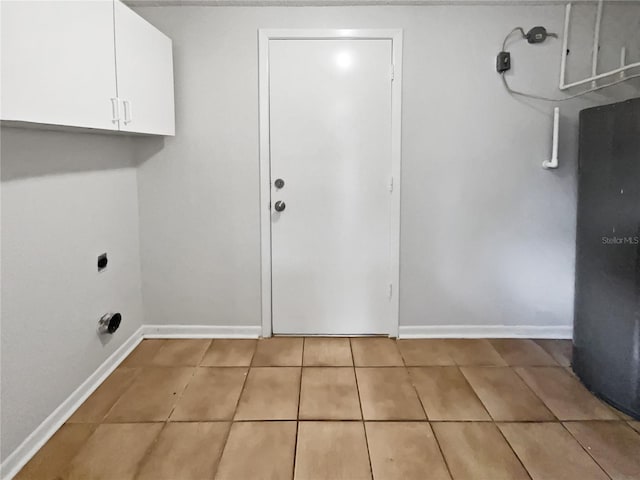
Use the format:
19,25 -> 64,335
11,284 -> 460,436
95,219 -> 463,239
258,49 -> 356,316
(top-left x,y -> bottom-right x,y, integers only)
0,326 -> 145,480
398,324 -> 573,339
1,323 -> 262,480
141,324 -> 262,338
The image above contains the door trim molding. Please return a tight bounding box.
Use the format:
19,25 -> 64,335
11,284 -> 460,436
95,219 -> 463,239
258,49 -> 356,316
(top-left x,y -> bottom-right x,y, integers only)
258,28 -> 403,338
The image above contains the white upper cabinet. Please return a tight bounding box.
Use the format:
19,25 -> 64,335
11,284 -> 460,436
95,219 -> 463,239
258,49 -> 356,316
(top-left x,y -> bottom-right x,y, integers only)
0,0 -> 175,136
1,0 -> 118,131
114,1 -> 175,136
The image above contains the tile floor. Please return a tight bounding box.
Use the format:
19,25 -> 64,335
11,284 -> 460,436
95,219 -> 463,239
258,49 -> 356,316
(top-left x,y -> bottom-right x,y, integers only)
15,337 -> 640,480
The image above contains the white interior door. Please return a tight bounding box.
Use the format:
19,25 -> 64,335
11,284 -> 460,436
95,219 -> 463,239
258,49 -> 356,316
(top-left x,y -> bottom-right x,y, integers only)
270,39 -> 394,335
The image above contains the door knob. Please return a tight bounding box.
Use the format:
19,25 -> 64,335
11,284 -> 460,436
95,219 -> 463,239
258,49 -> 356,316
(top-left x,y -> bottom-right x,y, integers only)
274,201 -> 286,212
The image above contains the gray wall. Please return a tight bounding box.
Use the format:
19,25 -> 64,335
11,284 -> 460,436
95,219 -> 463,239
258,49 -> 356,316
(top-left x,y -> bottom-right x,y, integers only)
134,4 -> 640,330
0,128 -> 144,460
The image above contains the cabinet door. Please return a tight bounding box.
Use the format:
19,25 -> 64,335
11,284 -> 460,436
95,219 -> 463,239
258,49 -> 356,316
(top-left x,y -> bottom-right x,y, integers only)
1,0 -> 117,130
114,0 -> 175,136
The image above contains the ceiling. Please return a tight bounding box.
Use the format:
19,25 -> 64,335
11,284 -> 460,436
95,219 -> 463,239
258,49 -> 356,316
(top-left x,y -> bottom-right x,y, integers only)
126,0 -> 628,7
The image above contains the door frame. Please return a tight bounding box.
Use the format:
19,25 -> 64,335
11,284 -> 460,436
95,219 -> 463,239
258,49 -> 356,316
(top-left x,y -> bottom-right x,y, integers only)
258,28 -> 403,338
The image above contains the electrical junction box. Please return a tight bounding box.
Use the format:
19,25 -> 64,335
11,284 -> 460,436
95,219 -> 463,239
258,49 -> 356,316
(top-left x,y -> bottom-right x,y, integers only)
496,51 -> 511,73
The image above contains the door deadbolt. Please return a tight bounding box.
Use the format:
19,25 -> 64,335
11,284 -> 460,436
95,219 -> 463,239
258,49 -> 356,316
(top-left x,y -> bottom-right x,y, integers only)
274,201 -> 286,212
274,178 -> 285,189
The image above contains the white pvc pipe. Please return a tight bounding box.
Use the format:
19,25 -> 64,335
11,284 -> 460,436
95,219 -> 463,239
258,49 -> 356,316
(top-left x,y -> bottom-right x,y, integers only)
560,62 -> 640,90
543,107 -> 560,170
591,0 -> 604,88
559,1 -> 639,91
559,3 -> 571,89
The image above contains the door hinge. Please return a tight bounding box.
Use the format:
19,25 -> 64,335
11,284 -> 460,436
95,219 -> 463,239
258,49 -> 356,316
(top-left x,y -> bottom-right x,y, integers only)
388,283 -> 393,300
390,64 -> 395,81
388,176 -> 394,193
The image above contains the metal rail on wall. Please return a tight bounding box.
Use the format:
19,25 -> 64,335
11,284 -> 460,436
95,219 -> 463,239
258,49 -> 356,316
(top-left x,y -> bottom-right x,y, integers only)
559,0 -> 640,91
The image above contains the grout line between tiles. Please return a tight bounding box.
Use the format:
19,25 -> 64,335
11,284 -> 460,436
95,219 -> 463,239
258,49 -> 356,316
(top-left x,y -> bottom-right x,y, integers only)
533,339 -> 572,367
558,422 -> 614,480
487,338 -> 561,368
96,418 -> 595,424
291,338 -> 306,480
493,422 -> 534,480
126,364 -> 203,478
165,366 -> 199,422
130,421 -> 169,479
628,421 -> 640,435
511,366 -> 561,422
195,339 -> 215,366
210,358 -> 252,480
349,338 -> 374,479
48,424 -> 101,479
95,367 -> 144,424
398,339 -> 455,480
453,366 -> 494,421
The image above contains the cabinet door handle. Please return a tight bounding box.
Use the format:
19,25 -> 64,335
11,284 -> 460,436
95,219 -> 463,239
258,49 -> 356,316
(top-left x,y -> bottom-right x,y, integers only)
110,98 -> 120,124
123,100 -> 133,125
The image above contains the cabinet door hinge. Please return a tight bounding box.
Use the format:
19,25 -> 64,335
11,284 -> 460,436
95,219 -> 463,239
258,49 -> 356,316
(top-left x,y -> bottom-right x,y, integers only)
388,283 -> 393,300
388,176 -> 394,193
390,64 -> 395,81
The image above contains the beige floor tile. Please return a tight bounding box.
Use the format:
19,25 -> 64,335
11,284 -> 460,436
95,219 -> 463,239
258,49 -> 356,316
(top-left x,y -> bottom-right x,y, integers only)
461,367 -> 555,421
408,367 -> 490,421
602,402 -> 636,421
170,367 -> 247,421
14,424 -> 96,480
564,421 -> 640,480
607,405 -> 635,421
562,371 -> 632,425
433,422 -> 529,480
619,411 -> 637,423
629,421 -> 640,433
294,421 -> 371,480
499,422 -> 609,480
120,339 -> 165,367
136,422 -> 229,480
366,422 -> 451,480
68,367 -> 140,423
516,367 -> 619,420
252,337 -> 303,366
64,423 -> 163,480
215,422 -> 296,480
150,339 -> 211,366
445,339 -> 507,366
489,338 -> 558,366
351,337 -> 404,366
535,339 -> 572,366
396,339 -> 456,366
201,339 -> 257,366
356,367 -> 425,420
104,367 -> 194,422
234,367 -> 300,420
303,337 -> 352,366
299,367 -> 361,420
